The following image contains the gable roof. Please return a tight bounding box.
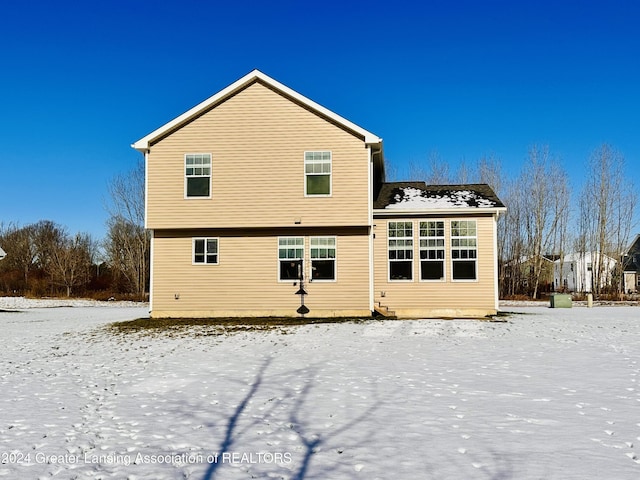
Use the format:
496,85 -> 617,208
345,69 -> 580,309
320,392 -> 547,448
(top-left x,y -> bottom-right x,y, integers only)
132,69 -> 382,152
374,182 -> 506,214
623,233 -> 640,272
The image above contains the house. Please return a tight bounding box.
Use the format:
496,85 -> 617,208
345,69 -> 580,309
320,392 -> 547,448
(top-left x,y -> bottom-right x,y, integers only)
553,252 -> 617,293
0,246 -> 5,261
622,234 -> 640,293
132,70 -> 506,318
503,254 -> 557,296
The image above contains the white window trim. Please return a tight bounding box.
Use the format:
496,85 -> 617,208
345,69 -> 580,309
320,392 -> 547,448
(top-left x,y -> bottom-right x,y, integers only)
277,236 -> 305,283
388,221 -> 414,282
303,150 -> 332,197
192,237 -> 219,265
184,153 -> 212,199
419,220 -> 446,282
450,219 -> 478,282
310,236 -> 337,282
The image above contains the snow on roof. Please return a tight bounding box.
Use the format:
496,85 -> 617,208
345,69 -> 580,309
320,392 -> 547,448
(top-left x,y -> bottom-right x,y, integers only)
385,186 -> 498,210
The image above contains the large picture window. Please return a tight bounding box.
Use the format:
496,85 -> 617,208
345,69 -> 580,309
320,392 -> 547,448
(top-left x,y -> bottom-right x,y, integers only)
185,154 -> 211,197
420,221 -> 445,280
278,237 -> 304,281
451,220 -> 477,280
193,238 -> 218,264
304,151 -> 331,195
388,221 -> 413,281
310,237 -> 336,281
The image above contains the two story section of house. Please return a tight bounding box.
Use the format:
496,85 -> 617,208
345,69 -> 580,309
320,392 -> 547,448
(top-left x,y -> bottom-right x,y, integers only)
133,70 -> 382,317
133,69 -> 506,318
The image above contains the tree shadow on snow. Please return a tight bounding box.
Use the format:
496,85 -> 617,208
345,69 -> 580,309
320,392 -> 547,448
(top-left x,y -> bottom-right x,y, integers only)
287,374 -> 379,480
202,357 -> 273,480
198,359 -> 379,480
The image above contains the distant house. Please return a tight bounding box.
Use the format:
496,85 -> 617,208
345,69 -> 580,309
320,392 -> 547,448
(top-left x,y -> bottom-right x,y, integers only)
554,252 -> 617,293
622,234 -> 640,294
504,254 -> 557,295
0,246 -> 5,261
132,69 -> 506,318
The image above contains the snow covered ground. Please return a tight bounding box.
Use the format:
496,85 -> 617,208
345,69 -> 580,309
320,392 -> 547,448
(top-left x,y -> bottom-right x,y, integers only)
0,298 -> 639,479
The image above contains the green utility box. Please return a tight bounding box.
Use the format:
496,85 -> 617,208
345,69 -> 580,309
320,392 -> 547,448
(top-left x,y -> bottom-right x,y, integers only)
550,293 -> 572,308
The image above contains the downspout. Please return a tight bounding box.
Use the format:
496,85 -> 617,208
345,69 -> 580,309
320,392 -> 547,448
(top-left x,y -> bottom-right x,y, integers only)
144,149 -> 153,316
149,230 -> 154,315
368,145 -> 374,314
493,210 -> 501,312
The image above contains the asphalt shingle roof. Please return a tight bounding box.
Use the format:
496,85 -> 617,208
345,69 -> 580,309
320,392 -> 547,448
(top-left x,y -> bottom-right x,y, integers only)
374,182 -> 505,210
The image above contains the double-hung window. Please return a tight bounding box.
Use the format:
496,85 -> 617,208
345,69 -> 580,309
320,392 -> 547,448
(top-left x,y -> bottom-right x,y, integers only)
304,151 -> 331,195
388,221 -> 413,280
451,220 -> 477,280
310,237 -> 336,281
420,221 -> 445,280
193,238 -> 218,264
278,237 -> 304,281
185,153 -> 211,197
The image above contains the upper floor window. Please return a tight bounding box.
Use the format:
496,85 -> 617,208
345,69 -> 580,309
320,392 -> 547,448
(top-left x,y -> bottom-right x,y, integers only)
278,237 -> 304,281
193,238 -> 218,264
311,237 -> 336,281
451,220 -> 477,280
420,221 -> 445,281
185,154 -> 211,197
388,221 -> 413,281
304,151 -> 331,196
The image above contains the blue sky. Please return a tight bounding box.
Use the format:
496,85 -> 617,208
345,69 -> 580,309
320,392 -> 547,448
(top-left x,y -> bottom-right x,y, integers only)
1,0 -> 638,239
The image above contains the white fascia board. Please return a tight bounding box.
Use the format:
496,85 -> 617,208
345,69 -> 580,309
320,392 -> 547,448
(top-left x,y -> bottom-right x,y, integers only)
132,69 -> 382,151
373,206 -> 507,217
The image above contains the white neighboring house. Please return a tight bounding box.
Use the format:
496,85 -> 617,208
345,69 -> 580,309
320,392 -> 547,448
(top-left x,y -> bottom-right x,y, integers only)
0,246 -> 5,261
554,252 -> 617,293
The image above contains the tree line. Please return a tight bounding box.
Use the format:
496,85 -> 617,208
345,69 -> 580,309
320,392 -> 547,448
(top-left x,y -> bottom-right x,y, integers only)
0,144 -> 636,299
0,160 -> 149,299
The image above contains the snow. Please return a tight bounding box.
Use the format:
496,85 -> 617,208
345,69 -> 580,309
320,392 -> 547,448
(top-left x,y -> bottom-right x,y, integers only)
386,187 -> 497,210
1,297 -> 639,479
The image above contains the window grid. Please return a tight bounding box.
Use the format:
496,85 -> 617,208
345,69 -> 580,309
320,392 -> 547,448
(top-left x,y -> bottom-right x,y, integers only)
304,151 -> 332,195
451,220 -> 477,280
388,221 -> 413,281
278,237 -> 304,260
185,153 -> 211,197
278,237 -> 304,281
420,221 -> 445,280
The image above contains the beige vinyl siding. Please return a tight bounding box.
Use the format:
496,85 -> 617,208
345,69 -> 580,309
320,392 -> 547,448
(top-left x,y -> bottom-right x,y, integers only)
146,81 -> 370,230
151,228 -> 371,318
373,215 -> 498,317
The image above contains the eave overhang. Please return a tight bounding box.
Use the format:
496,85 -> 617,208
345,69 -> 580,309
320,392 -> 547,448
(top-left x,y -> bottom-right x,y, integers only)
373,206 -> 507,217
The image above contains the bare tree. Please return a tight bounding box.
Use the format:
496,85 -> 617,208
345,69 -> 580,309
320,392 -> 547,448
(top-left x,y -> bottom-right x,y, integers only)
409,151 -> 451,184
520,145 -> 571,298
31,220 -> 67,291
578,144 -> 637,295
0,223 -> 37,292
47,231 -> 93,297
498,175 -> 527,296
105,158 -> 150,299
